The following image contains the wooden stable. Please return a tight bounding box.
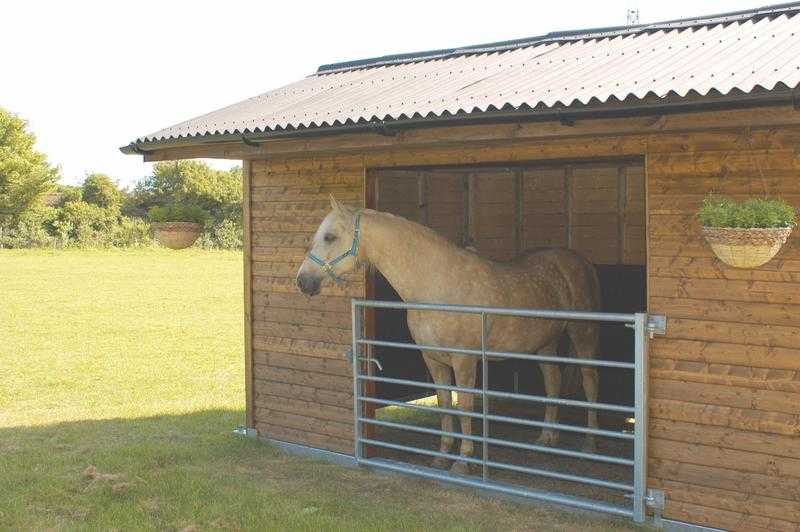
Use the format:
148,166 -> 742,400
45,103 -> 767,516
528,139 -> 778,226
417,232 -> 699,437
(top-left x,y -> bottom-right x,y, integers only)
176,105 -> 800,532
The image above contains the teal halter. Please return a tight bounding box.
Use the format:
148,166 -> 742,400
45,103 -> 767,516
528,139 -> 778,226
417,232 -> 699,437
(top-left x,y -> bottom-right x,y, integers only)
307,214 -> 361,283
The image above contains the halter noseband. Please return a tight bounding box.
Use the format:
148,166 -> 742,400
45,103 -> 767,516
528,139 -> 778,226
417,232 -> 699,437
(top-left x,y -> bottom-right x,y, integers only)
307,214 -> 361,283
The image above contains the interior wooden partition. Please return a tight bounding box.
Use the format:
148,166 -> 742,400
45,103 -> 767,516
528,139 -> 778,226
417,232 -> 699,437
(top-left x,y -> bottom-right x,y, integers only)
220,105 -> 800,532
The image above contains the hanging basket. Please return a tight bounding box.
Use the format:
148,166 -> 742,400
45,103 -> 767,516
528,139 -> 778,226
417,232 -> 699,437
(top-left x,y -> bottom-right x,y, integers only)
701,226 -> 793,268
151,222 -> 203,250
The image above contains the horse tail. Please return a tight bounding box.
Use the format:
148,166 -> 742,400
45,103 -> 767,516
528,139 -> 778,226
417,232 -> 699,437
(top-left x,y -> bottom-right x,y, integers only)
582,256 -> 602,312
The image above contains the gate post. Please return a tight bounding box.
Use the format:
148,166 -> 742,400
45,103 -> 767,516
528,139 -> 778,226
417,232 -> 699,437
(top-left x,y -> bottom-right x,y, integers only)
352,299 -> 363,462
632,313 -> 649,522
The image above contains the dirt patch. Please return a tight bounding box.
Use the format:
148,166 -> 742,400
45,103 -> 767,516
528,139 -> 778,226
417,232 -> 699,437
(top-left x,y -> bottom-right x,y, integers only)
82,465 -> 133,495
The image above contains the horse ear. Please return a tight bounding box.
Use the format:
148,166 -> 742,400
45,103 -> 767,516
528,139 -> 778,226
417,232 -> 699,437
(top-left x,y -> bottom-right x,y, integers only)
330,194 -> 354,216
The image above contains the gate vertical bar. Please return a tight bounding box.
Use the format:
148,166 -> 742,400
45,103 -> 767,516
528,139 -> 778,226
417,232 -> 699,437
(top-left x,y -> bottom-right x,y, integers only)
481,312 -> 489,481
352,300 -> 363,462
632,313 -> 648,522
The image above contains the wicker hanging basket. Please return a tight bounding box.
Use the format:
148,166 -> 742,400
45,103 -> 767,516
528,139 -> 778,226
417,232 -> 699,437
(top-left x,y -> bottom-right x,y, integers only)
701,226 -> 793,268
151,222 -> 203,250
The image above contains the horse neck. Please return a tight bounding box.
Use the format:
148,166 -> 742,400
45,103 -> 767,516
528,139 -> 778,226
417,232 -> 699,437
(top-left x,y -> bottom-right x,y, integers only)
359,210 -> 488,302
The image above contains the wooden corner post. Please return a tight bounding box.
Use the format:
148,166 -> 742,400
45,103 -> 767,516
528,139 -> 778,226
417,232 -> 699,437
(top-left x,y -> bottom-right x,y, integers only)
242,160 -> 255,429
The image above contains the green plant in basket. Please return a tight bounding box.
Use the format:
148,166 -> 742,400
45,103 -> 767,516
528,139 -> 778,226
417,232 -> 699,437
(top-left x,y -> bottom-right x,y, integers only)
698,195 -> 796,268
147,203 -> 209,225
147,204 -> 209,249
697,196 -> 795,229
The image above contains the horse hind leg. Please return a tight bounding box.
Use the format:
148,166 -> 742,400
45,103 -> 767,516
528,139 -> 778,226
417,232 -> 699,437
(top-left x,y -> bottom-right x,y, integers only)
567,321 -> 601,453
421,352 -> 456,469
535,340 -> 561,447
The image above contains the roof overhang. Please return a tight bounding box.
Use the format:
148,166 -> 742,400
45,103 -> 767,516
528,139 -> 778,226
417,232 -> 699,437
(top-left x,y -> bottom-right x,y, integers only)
121,88 -> 800,158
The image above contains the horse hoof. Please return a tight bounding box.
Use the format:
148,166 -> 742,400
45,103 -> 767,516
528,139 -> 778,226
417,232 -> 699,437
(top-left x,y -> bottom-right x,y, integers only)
449,461 -> 470,476
535,431 -> 559,447
431,456 -> 450,470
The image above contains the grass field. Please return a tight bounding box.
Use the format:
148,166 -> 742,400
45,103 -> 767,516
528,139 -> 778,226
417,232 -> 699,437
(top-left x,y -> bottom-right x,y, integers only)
0,249 -> 638,531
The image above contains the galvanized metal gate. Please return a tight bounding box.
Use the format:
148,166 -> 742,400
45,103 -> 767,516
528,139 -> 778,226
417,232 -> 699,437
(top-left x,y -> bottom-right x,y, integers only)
351,299 -> 665,523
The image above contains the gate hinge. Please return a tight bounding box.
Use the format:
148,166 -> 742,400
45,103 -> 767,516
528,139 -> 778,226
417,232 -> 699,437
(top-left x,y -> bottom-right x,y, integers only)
646,488 -> 665,528
646,314 -> 667,337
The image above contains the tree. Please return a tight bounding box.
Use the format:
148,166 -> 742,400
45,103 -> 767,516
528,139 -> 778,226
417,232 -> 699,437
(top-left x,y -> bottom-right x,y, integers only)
54,184 -> 82,206
125,160 -> 241,219
0,107 -> 59,222
82,172 -> 121,209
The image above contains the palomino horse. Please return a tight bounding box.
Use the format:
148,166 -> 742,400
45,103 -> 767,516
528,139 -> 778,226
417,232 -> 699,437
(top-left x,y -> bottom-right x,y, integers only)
297,197 -> 602,474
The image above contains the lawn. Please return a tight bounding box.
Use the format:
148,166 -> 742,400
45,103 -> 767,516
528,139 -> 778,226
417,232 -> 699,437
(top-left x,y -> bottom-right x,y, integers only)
0,248 -> 639,531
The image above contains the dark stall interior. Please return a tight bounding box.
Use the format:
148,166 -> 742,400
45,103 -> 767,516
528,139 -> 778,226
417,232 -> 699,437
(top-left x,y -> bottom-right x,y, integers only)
367,159 -> 647,409
371,265 -> 646,406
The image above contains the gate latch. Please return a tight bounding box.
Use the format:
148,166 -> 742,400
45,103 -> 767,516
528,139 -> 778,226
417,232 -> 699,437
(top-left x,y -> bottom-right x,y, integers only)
625,314 -> 666,338
345,347 -> 383,371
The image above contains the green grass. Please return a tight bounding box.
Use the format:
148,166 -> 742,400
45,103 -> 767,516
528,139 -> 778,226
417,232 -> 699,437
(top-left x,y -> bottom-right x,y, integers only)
0,249 -> 639,531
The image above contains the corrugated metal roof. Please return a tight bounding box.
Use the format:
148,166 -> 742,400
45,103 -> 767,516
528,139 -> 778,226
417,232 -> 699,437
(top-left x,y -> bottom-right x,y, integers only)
128,3 -> 800,149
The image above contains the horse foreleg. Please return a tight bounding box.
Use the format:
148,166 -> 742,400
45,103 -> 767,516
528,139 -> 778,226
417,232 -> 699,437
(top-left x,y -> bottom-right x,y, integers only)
450,355 -> 477,475
422,352 -> 455,469
536,362 -> 561,446
534,339 -> 561,446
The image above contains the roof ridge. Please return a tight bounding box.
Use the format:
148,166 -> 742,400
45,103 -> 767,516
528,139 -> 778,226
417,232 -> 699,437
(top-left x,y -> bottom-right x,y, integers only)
316,1 -> 800,74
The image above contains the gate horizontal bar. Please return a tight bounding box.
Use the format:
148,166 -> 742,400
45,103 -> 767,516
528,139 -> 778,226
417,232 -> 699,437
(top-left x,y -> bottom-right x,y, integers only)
360,375 -> 635,414
359,396 -> 634,440
354,299 -> 636,323
359,457 -> 634,517
360,438 -> 634,492
357,338 -> 636,369
360,417 -> 634,466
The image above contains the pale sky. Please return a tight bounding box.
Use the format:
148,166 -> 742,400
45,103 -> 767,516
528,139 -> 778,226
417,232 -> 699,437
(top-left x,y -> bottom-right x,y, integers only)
2,0 -> 763,188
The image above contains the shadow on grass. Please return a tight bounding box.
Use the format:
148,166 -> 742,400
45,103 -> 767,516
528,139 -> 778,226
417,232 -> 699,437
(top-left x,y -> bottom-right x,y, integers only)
0,409 -> 641,531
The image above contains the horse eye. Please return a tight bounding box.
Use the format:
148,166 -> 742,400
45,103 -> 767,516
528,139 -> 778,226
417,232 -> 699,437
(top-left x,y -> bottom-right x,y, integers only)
324,233 -> 337,243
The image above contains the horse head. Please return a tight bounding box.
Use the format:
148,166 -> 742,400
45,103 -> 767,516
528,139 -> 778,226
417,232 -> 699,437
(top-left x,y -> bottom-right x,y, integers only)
296,195 -> 361,296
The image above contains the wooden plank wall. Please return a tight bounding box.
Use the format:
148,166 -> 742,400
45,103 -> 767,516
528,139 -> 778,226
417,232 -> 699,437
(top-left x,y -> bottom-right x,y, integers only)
376,163 -> 645,264
247,118 -> 800,531
645,143 -> 800,531
373,169 -> 467,244
249,157 -> 364,454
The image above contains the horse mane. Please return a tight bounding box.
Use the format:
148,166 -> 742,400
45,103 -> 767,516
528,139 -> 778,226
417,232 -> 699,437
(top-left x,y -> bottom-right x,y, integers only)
359,208 -> 485,267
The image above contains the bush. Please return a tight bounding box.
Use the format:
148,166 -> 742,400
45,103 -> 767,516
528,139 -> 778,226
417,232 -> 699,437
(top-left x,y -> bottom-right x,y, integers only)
58,200 -> 119,246
196,219 -> 243,250
82,173 -> 122,209
698,196 -> 797,229
0,205 -> 57,248
110,217 -> 151,247
148,203 -> 209,224
54,185 -> 82,206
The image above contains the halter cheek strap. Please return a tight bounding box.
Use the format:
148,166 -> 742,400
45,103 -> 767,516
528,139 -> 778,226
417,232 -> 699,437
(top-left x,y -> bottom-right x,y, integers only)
307,214 -> 361,283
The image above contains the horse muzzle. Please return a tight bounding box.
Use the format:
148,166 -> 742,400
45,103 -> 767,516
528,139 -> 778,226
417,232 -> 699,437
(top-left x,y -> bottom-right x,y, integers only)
296,272 -> 321,296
